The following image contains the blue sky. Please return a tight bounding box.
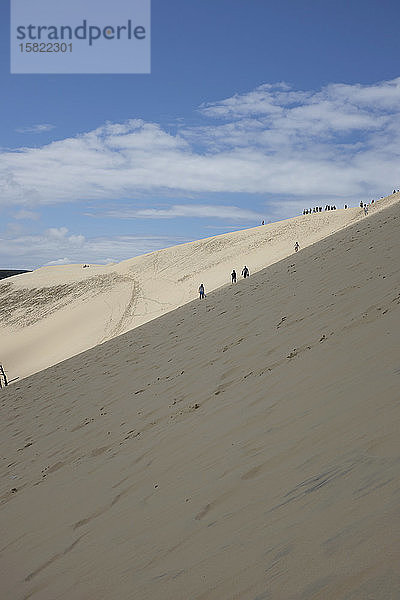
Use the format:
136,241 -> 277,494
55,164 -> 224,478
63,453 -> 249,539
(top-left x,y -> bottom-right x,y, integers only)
1,0 -> 399,269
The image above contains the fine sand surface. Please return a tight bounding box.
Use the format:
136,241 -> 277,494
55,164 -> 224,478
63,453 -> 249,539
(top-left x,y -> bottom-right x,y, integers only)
1,198 -> 399,599
1,192 -> 399,382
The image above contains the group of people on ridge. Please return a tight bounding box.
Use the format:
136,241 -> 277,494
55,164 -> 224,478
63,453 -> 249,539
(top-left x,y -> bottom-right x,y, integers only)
199,189 -> 399,301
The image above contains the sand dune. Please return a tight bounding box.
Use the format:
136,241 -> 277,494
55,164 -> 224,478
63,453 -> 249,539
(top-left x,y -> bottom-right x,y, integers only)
1,197 -> 399,599
1,193 -> 399,383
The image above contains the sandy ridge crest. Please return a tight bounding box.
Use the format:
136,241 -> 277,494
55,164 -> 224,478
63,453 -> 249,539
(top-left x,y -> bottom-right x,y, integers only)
0,192 -> 398,382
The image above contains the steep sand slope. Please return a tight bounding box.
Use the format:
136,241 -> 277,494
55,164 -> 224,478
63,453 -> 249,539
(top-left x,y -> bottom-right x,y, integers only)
1,192 -> 398,382
1,199 -> 399,599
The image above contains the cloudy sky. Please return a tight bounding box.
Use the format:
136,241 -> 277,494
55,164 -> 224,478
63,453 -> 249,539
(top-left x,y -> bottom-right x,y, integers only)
1,0 -> 399,269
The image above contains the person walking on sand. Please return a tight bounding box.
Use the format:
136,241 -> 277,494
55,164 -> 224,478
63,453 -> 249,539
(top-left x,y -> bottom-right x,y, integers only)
231,269 -> 237,283
242,266 -> 249,279
294,241 -> 300,253
364,204 -> 368,216
199,283 -> 205,299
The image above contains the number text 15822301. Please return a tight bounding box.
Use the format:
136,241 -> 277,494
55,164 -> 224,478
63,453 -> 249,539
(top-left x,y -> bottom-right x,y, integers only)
19,42 -> 73,53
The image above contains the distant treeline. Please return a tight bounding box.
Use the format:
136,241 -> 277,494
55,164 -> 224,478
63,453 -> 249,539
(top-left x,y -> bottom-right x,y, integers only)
0,270 -> 31,280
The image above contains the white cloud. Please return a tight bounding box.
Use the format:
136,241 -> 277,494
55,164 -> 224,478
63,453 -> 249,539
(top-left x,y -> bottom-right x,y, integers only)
12,209 -> 39,221
199,78 -> 400,120
46,227 -> 69,239
68,234 -> 86,246
199,82 -> 309,118
16,124 -> 55,134
45,257 -> 71,266
0,78 -> 399,213
102,204 -> 263,221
